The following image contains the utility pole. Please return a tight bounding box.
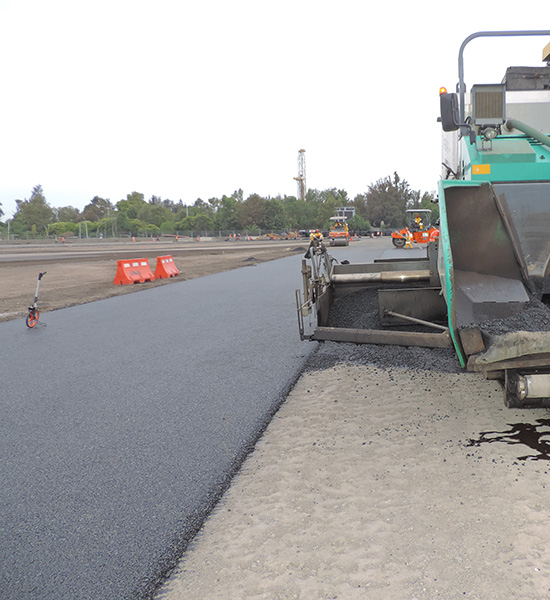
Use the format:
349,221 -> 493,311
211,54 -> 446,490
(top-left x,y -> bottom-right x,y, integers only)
107,200 -> 115,237
294,149 -> 306,201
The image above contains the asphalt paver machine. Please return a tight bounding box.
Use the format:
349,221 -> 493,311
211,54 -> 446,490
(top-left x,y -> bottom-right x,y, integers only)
297,31 -> 550,407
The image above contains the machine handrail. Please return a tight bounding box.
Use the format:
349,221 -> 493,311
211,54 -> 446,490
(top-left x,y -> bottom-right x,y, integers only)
458,30 -> 550,126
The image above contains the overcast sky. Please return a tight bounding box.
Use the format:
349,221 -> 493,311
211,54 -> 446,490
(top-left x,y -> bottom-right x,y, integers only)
0,0 -> 548,218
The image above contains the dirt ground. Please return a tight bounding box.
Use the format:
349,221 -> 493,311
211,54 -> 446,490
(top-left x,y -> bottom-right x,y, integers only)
157,364 -> 550,600
0,239 -> 305,322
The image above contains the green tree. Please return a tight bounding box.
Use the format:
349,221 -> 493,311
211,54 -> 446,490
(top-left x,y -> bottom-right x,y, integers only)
147,205 -> 173,227
126,205 -> 139,219
175,216 -> 192,231
145,223 -> 160,236
335,189 -> 350,204
237,194 -> 266,229
160,221 -> 176,234
9,216 -> 27,238
352,193 -> 368,219
163,199 -> 178,212
129,218 -> 148,236
192,198 -> 214,216
13,185 -> 54,235
49,222 -> 78,235
82,196 -> 112,222
364,173 -> 414,228
56,205 -> 82,223
116,192 -> 146,216
175,213 -> 213,232
207,196 -> 220,213
347,215 -> 371,232
137,204 -> 155,226
316,189 -> 342,228
215,195 -> 239,230
264,198 -> 286,230
96,216 -> 117,237
127,191 -> 145,204
284,196 -> 318,229
116,211 -> 132,234
191,213 -> 214,231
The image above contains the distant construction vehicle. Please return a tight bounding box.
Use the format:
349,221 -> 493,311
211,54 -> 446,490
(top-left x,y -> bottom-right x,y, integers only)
328,216 -> 350,247
391,209 -> 439,248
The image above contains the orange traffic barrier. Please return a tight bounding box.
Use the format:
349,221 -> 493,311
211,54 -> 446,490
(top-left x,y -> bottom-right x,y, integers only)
154,255 -> 180,279
113,258 -> 155,285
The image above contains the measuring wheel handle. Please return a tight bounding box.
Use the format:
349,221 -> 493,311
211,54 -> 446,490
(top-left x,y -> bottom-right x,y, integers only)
25,271 -> 47,328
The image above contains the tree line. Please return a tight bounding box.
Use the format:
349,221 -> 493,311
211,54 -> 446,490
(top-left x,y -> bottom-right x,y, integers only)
0,173 -> 438,239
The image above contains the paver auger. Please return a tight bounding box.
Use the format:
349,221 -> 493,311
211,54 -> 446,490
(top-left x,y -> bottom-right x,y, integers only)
297,31 -> 550,407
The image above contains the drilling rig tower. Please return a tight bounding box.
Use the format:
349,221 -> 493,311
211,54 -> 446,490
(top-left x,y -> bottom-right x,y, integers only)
294,149 -> 306,201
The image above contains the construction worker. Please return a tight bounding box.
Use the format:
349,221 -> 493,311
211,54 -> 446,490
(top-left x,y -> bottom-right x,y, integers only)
414,215 -> 424,230
404,227 -> 413,249
305,229 -> 324,258
309,229 -> 323,242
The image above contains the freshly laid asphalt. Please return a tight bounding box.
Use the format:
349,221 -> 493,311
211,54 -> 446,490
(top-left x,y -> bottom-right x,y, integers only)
0,238 -> 420,600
